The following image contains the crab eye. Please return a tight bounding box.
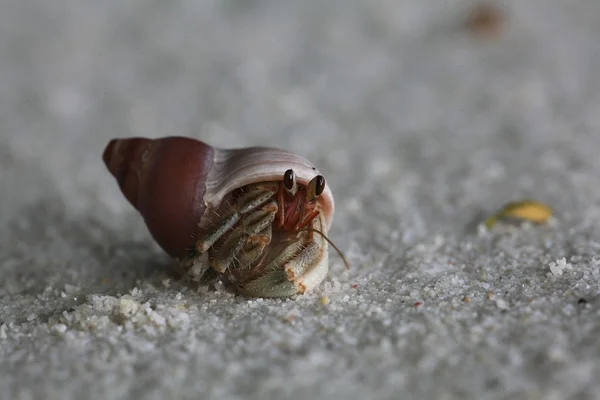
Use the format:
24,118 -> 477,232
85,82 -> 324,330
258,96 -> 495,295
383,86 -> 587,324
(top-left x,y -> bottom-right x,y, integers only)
314,175 -> 325,197
306,175 -> 326,202
283,169 -> 295,192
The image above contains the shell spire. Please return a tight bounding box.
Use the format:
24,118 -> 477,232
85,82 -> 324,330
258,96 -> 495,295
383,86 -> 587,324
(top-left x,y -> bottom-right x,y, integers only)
102,136 -> 215,259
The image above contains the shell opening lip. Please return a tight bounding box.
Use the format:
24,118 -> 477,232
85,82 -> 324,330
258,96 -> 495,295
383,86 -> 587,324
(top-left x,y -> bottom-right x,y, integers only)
205,145 -> 335,231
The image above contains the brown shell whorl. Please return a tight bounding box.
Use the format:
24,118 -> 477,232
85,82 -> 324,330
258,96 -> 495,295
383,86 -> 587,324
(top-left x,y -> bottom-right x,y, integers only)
103,136 -> 215,259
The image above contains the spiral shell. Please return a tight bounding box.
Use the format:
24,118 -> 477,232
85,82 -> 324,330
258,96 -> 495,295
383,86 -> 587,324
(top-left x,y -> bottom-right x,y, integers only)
102,136 -> 335,260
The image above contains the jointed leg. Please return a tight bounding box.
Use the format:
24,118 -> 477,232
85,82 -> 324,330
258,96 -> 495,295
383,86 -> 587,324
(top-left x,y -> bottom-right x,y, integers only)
210,199 -> 278,273
236,227 -> 272,269
235,216 -> 328,297
193,183 -> 278,253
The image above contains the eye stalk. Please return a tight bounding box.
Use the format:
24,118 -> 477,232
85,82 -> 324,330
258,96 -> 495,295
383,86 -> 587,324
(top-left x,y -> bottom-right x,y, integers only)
283,169 -> 297,195
306,175 -> 326,202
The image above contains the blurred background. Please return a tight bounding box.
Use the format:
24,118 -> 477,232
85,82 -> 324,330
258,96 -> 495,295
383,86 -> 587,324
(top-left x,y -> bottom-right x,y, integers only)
2,1 -> 600,398
3,0 -> 599,221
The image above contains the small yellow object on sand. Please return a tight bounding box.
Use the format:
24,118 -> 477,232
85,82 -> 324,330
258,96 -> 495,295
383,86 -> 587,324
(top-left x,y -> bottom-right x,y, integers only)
485,200 -> 553,229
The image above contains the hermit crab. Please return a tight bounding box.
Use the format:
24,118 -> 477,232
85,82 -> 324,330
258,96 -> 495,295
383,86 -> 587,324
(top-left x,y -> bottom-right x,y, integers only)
102,136 -> 346,298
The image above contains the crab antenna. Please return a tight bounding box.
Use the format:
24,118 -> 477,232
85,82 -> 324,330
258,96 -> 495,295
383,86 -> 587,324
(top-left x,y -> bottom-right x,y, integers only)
299,227 -> 350,270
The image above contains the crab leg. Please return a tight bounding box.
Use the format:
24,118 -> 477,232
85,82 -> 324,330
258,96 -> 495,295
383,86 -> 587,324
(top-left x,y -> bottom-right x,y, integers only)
235,216 -> 328,297
193,183 -> 278,253
210,199 -> 278,273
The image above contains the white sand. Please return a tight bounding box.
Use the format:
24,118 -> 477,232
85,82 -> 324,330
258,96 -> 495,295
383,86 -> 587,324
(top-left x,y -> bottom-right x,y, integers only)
1,1 -> 600,399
